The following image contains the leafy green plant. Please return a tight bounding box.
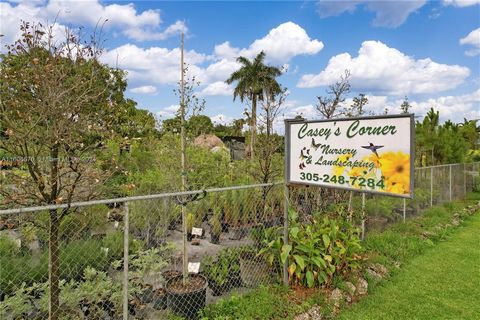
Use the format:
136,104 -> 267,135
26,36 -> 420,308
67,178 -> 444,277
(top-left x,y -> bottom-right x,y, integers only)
186,211 -> 196,234
209,209 -> 222,239
201,255 -> 229,289
201,247 -> 243,294
0,234 -> 20,257
259,209 -> 363,288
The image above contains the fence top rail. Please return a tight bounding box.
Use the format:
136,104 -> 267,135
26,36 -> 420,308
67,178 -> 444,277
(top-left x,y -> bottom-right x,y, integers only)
1,161 -> 478,216
0,182 -> 282,215
416,162 -> 479,169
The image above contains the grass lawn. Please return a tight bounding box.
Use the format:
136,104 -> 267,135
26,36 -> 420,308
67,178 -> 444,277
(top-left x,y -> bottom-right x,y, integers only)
339,212 -> 480,320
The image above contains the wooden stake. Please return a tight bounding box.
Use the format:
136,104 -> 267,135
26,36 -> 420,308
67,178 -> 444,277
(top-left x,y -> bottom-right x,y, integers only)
180,33 -> 188,284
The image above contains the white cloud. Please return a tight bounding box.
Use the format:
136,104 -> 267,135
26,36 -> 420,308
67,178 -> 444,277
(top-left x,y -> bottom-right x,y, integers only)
0,0 -> 185,45
239,22 -> 324,63
298,40 -> 470,96
211,114 -> 233,125
213,22 -> 323,64
130,85 -> 157,94
203,58 -> 241,83
124,20 -> 188,41
285,104 -> 318,119
460,28 -> 480,56
101,21 -> 321,90
214,41 -> 240,59
347,91 -> 480,121
101,44 -> 207,85
157,104 -> 179,119
200,82 -> 233,96
317,0 -> 428,27
409,89 -> 480,121
443,0 -> 480,7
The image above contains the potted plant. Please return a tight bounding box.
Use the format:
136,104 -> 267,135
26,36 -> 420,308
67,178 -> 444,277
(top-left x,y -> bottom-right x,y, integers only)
152,288 -> 167,310
201,255 -> 230,296
162,269 -> 182,282
209,210 -> 222,244
165,273 -> 208,319
220,248 -> 242,288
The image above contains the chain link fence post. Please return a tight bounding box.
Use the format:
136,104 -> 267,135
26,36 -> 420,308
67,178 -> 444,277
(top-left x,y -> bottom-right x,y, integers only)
449,164 -> 452,202
283,184 -> 289,286
123,202 -> 129,320
430,166 -> 433,207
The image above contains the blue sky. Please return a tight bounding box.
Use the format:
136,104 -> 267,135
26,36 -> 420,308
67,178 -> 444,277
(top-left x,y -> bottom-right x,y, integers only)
1,0 -> 479,129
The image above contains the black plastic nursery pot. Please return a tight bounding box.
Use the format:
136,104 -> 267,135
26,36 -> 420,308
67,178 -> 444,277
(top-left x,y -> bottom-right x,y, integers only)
162,269 -> 182,282
210,233 -> 220,244
208,279 -> 230,296
152,288 -> 168,310
166,274 -> 208,319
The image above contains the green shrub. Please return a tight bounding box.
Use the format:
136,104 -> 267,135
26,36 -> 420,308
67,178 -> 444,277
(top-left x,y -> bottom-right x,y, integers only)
473,176 -> 480,193
0,234 -> 20,257
259,209 -> 363,288
199,286 -> 304,320
102,231 -> 143,260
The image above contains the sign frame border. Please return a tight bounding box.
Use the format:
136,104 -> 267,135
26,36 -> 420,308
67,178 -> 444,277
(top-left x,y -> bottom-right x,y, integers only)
284,113 -> 415,199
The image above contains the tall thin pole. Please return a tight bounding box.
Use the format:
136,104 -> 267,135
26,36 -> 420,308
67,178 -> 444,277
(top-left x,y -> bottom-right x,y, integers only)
449,164 -> 452,202
122,202 -> 129,320
180,33 -> 188,283
403,198 -> 406,223
430,167 -> 433,207
282,184 -> 289,286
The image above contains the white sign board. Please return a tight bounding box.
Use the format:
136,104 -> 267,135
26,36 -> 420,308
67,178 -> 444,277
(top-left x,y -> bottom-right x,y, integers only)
285,114 -> 414,198
188,262 -> 201,274
191,227 -> 203,236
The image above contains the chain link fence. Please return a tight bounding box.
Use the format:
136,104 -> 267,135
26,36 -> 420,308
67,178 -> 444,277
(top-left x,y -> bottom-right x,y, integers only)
0,163 -> 478,319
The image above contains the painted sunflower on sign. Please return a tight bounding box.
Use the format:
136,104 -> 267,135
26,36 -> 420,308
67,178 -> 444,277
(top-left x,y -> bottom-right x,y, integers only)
378,151 -> 410,194
332,153 -> 353,176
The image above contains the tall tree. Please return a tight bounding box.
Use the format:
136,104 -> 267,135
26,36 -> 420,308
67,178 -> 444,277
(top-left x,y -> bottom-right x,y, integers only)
0,22 -> 141,319
226,51 -> 282,159
400,96 -> 412,114
315,69 -> 351,119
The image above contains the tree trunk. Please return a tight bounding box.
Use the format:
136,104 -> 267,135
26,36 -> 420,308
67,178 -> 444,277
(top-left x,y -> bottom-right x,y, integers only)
250,94 -> 257,160
49,209 -> 60,320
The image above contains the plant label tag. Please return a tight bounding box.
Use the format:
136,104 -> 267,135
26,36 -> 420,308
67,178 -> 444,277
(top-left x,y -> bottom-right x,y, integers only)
192,227 -> 203,236
188,262 -> 200,274
114,221 -> 119,228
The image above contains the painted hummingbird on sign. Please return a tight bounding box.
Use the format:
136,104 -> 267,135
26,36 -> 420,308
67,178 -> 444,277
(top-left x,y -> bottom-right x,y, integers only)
361,142 -> 383,157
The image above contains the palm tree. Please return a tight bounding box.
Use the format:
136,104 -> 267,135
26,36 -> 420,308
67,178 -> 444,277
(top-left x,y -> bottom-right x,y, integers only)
226,51 -> 282,159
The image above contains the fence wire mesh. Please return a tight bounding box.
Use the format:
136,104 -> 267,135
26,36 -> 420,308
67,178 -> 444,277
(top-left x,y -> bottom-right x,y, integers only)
0,163 -> 479,319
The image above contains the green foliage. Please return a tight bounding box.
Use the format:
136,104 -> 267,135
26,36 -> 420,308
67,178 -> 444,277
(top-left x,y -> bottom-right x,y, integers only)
0,234 -> 20,257
209,209 -> 222,236
127,245 -> 173,287
199,286 -> 307,320
102,231 -> 143,260
188,115 -> 214,136
201,255 -> 229,287
339,207 -> 480,320
415,109 -> 479,166
473,176 -> 480,193
259,210 -> 363,288
201,247 -> 242,291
